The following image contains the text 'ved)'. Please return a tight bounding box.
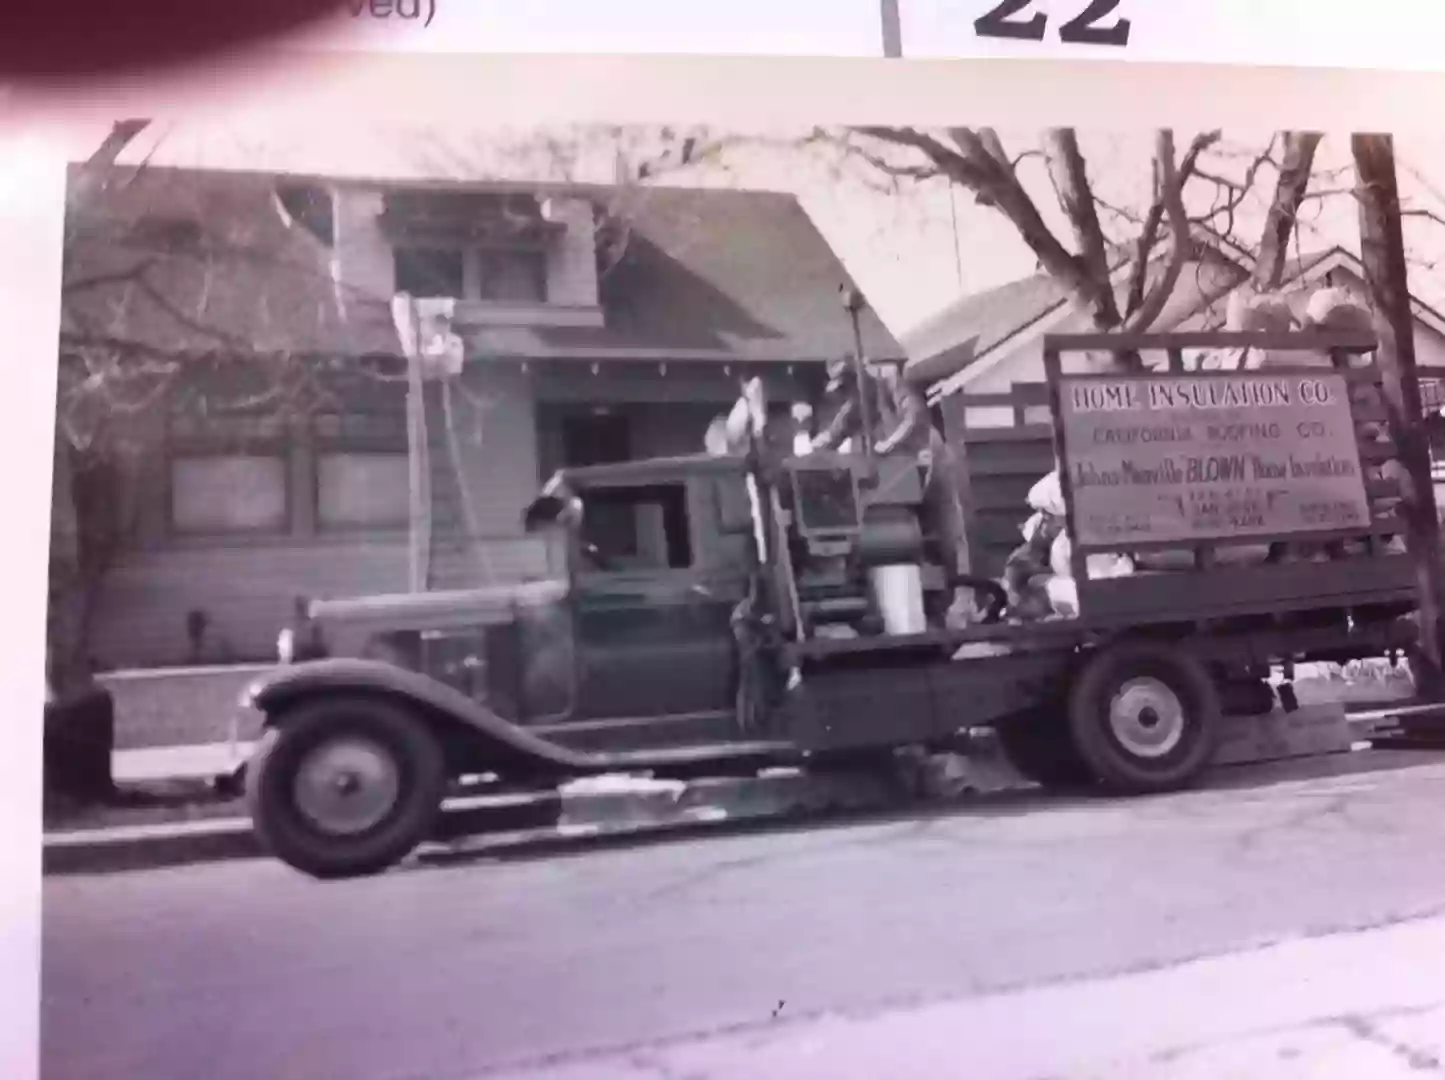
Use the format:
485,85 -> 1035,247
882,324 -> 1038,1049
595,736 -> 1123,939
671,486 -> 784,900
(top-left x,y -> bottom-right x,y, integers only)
349,0 -> 437,28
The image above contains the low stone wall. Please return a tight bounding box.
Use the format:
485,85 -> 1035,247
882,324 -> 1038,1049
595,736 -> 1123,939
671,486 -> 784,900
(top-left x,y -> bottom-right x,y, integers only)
1291,661 -> 1417,707
98,666 -> 268,750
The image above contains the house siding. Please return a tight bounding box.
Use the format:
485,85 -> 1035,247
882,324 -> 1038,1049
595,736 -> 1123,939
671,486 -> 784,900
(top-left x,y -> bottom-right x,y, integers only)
543,197 -> 601,307
334,189 -> 393,302
427,364 -> 551,590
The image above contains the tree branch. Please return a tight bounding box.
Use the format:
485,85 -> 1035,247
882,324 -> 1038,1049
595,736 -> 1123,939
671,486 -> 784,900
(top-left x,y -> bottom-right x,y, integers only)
1402,206 -> 1445,228
61,259 -> 159,294
1042,128 -> 1119,326
1123,130 -> 1221,317
1254,131 -> 1324,290
858,126 -> 1126,332
84,120 -> 150,169
1123,131 -> 1192,333
1186,136 -> 1276,247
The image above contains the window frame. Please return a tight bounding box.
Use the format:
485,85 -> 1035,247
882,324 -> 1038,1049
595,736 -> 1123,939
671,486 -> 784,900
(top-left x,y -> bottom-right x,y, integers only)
164,409 -> 293,539
392,239 -> 549,305
392,243 -> 467,301
572,480 -> 697,576
476,246 -> 549,304
309,407 -> 412,535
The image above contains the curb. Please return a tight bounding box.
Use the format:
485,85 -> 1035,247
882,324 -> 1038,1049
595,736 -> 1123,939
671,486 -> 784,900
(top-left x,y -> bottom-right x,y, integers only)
43,769 -> 918,876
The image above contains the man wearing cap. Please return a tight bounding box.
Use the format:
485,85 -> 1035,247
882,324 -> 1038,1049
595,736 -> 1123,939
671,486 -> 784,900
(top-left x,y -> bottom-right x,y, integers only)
810,355 -> 897,453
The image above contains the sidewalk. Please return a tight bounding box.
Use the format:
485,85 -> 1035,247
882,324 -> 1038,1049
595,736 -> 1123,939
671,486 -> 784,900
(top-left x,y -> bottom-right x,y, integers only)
491,911 -> 1445,1079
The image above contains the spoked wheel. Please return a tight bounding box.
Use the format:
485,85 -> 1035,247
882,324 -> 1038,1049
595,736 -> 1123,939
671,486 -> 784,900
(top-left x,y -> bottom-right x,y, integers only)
246,696 -> 447,879
995,705 -> 1094,790
1067,641 -> 1220,793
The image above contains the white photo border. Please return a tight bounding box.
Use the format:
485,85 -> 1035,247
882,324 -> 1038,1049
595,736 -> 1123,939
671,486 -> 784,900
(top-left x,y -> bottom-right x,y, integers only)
11,48 -> 1445,1080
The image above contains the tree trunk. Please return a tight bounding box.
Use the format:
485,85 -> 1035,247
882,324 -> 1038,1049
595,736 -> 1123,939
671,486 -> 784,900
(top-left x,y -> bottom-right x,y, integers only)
1255,132 -> 1323,290
1042,129 -> 1118,326
48,119 -> 154,696
47,428 -> 85,685
1352,132 -> 1445,697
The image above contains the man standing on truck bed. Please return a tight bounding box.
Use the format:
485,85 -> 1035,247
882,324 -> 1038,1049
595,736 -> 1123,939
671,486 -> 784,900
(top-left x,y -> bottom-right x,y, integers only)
810,354 -> 897,454
811,350 -> 986,626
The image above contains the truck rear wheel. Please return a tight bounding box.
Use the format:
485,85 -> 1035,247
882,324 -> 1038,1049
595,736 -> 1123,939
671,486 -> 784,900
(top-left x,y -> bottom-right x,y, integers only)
1067,641 -> 1219,794
247,696 -> 447,879
996,706 -> 1094,790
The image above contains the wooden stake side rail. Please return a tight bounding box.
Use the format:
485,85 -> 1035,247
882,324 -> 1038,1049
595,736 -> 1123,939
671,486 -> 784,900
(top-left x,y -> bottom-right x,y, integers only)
1045,329 -> 1379,353
786,580 -> 1417,664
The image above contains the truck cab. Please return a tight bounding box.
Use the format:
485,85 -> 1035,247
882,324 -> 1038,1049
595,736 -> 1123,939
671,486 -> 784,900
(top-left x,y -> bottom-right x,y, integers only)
284,453 -> 765,756
510,454 -> 757,750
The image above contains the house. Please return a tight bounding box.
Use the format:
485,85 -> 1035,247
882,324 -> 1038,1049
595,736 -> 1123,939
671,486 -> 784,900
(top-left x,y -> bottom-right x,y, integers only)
906,240 -> 1445,414
59,164 -> 903,669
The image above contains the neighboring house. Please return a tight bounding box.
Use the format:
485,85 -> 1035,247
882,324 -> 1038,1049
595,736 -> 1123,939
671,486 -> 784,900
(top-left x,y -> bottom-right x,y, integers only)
907,238 -> 1445,417
59,164 -> 902,668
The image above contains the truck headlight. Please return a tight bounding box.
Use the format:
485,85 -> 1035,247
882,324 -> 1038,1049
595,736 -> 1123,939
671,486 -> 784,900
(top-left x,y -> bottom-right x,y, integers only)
277,627 -> 295,665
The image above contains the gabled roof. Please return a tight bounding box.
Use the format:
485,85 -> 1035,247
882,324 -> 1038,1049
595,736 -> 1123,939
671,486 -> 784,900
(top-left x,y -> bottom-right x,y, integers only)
901,270 -> 1077,368
60,164 -> 903,366
462,186 -> 903,363
905,231 -> 1386,396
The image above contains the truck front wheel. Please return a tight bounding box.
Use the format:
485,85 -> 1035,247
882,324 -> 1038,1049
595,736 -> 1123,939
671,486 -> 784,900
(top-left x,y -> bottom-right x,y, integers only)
1067,642 -> 1219,794
246,696 -> 447,879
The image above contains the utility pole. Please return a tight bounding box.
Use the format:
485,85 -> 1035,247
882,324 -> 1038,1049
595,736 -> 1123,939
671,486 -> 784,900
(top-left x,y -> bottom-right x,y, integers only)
880,0 -> 902,57
1352,132 -> 1445,698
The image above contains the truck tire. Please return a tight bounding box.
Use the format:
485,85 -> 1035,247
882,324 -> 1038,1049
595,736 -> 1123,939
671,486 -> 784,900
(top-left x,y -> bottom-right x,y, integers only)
246,696 -> 447,879
995,706 -> 1094,790
1067,641 -> 1219,794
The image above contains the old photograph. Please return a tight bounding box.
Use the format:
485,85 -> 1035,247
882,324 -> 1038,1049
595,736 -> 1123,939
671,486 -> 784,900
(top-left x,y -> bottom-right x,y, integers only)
41,113 -> 1445,1078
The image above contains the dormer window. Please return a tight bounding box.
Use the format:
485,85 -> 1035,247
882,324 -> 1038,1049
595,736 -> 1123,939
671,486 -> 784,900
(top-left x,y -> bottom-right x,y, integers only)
477,248 -> 547,302
392,243 -> 546,303
394,246 -> 465,300
381,189 -> 557,304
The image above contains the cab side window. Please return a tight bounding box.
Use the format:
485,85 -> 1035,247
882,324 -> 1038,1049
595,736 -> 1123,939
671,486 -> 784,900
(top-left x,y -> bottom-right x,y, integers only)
581,483 -> 693,571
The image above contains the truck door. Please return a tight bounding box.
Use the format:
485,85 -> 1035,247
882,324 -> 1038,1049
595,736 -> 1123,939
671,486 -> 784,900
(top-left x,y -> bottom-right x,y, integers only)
571,478 -> 740,728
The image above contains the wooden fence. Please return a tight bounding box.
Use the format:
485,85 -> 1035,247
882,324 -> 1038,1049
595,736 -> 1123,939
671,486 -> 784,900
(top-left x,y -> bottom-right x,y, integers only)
937,383 -> 1054,579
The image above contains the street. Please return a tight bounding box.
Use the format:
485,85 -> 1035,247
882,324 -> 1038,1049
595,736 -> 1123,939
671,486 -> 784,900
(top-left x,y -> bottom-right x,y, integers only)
43,752 -> 1445,1080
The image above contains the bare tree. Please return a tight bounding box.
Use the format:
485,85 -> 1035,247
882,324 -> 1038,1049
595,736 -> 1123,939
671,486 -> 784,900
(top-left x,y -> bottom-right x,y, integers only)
1354,134 -> 1445,696
833,126 -> 1328,368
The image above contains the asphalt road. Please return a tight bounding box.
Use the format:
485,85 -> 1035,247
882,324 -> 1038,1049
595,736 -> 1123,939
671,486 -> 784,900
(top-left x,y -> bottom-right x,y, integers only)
42,751 -> 1445,1080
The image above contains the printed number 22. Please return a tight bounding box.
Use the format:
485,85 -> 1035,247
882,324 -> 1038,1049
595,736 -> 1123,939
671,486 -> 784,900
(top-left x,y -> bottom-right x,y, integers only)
975,0 -> 1131,47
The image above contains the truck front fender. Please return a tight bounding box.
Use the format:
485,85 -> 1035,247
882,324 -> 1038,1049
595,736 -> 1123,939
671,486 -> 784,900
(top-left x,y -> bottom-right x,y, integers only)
243,658 -> 592,773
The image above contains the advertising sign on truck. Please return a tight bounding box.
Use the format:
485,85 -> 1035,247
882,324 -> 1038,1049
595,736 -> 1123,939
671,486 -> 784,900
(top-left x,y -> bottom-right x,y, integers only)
1057,370 -> 1372,547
